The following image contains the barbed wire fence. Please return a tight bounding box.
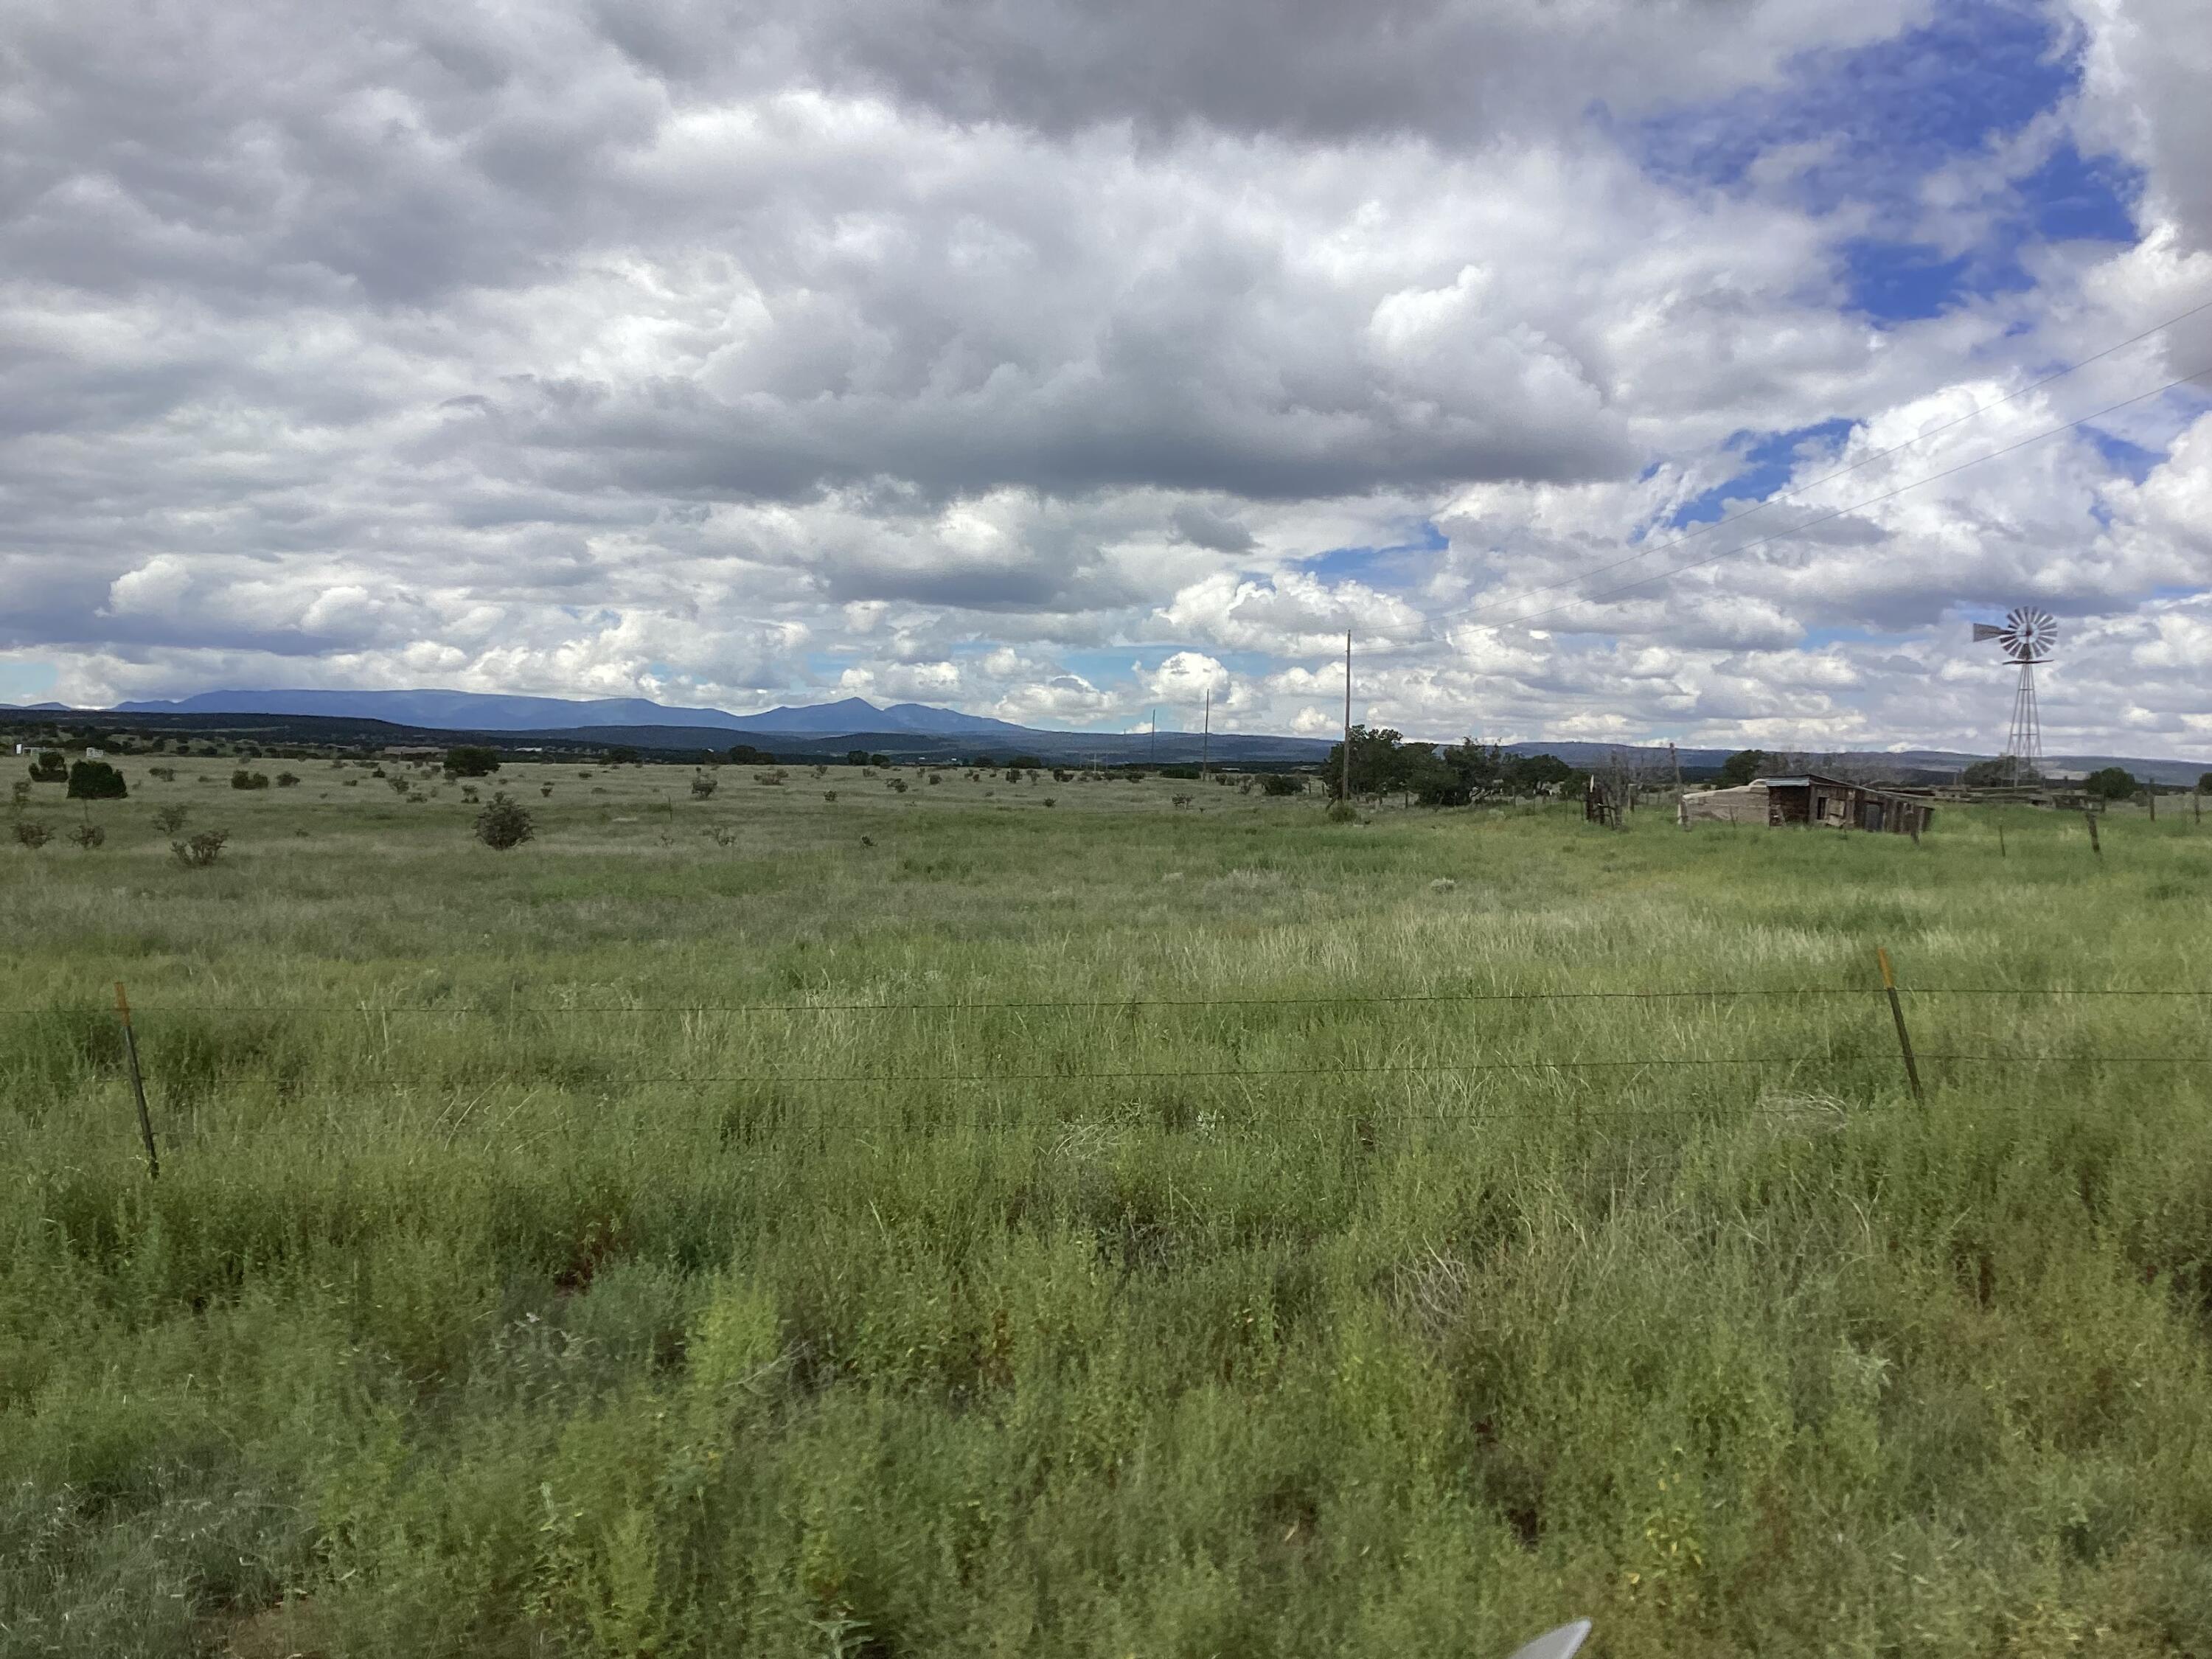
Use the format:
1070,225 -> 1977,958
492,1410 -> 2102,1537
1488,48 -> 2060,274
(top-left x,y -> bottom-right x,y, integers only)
15,962 -> 2207,1178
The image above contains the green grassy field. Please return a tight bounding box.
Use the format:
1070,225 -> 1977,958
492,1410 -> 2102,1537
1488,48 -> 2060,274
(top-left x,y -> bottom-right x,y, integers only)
4,757 -> 2211,1658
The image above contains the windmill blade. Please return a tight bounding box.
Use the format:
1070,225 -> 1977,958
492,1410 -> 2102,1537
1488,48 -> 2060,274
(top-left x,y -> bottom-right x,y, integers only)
1972,624 -> 2007,641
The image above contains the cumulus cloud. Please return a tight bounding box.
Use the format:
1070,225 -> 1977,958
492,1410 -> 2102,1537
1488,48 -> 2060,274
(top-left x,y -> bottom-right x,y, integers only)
0,0 -> 2206,759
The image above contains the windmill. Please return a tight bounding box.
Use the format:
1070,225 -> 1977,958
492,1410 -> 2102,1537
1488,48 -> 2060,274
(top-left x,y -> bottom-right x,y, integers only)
1971,606 -> 2057,787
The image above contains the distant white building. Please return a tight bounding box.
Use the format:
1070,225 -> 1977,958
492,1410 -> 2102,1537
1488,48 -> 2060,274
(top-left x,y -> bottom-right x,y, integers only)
82,748 -> 105,759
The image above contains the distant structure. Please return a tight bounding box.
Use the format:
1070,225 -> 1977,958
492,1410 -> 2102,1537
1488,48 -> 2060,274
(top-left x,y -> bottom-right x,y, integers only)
1678,771 -> 1935,835
1971,607 -> 2057,787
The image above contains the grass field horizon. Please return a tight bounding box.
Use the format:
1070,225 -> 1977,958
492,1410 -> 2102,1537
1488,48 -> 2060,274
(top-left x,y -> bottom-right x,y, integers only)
4,757 -> 2211,1658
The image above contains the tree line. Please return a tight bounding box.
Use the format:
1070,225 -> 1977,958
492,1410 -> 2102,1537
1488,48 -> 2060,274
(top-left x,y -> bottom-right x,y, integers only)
1321,728 -> 1584,805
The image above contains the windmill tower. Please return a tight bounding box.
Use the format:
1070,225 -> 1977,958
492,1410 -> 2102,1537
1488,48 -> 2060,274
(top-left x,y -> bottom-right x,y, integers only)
1971,607 -> 2057,787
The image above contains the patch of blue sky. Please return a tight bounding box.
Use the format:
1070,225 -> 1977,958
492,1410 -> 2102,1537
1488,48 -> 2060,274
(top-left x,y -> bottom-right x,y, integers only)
1295,521 -> 1448,588
1665,417 -> 1857,529
1797,624 -> 1916,650
1626,0 -> 2139,322
2083,427 -> 2160,484
0,658 -> 60,703
1635,1 -> 2068,210
2022,139 -> 2139,242
1061,646 -> 1274,681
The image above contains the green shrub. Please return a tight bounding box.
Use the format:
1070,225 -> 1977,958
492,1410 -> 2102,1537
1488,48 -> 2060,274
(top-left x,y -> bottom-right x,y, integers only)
68,759 -> 128,799
152,804 -> 190,834
474,793 -> 535,850
14,819 -> 53,849
232,770 -> 271,791
443,745 -> 501,778
276,771 -> 301,787
67,821 -> 105,852
1261,773 -> 1304,796
690,773 -> 718,799
27,751 -> 66,782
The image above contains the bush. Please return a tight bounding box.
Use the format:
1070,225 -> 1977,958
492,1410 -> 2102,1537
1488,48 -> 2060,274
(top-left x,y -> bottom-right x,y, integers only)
67,770 -> 126,814
171,830 -> 228,866
152,804 -> 190,835
147,765 -> 176,782
1260,773 -> 1304,796
232,770 -> 271,790
2084,766 -> 2137,801
443,745 -> 501,778
68,822 -> 105,852
27,751 -> 66,783
690,773 -> 718,799
10,780 -> 28,807
275,771 -> 301,787
824,790 -> 838,802
474,793 -> 535,850
14,820 -> 53,850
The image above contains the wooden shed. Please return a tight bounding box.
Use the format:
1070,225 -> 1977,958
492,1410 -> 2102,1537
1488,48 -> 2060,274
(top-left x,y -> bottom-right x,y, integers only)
1677,773 -> 1934,835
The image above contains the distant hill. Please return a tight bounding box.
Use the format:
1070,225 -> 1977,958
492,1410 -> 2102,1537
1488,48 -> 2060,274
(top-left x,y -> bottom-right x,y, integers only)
18,687 -> 2212,783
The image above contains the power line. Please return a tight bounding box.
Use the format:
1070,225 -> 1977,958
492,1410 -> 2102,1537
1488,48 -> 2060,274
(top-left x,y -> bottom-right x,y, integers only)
1445,293 -> 2212,630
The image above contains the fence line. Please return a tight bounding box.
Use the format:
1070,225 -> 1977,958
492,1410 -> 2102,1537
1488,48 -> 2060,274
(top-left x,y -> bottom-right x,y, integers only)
80,1054 -> 2207,1093
45,985 -> 2212,1018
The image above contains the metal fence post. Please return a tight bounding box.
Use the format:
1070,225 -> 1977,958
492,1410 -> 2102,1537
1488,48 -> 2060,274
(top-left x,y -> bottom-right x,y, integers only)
1877,947 -> 1924,1104
114,982 -> 159,1177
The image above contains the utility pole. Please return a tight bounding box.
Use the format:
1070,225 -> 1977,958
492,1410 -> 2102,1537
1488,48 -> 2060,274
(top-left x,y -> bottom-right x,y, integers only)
1150,708 -> 1156,765
1670,741 -> 1686,830
1341,630 -> 1354,804
1200,688 -> 1211,783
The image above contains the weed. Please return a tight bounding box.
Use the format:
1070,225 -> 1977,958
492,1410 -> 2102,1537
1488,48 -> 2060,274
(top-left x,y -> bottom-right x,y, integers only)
170,828 -> 229,866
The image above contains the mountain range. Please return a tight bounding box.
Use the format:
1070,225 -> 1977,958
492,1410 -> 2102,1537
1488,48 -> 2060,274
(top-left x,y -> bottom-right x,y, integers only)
117,688 -> 1037,738
4,686 -> 2199,783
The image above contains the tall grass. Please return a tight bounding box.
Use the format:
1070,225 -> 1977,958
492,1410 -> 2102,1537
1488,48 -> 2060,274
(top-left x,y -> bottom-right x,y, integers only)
2,763 -> 2210,1656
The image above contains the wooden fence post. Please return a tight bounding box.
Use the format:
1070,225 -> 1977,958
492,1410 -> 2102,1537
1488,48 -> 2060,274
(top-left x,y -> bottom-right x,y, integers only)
1997,821 -> 2006,860
114,982 -> 159,1178
1877,947 -> 1925,1104
2083,810 -> 2101,859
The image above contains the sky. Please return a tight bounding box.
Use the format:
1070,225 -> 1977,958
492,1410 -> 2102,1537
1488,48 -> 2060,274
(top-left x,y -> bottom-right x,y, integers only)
4,0 -> 2211,756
